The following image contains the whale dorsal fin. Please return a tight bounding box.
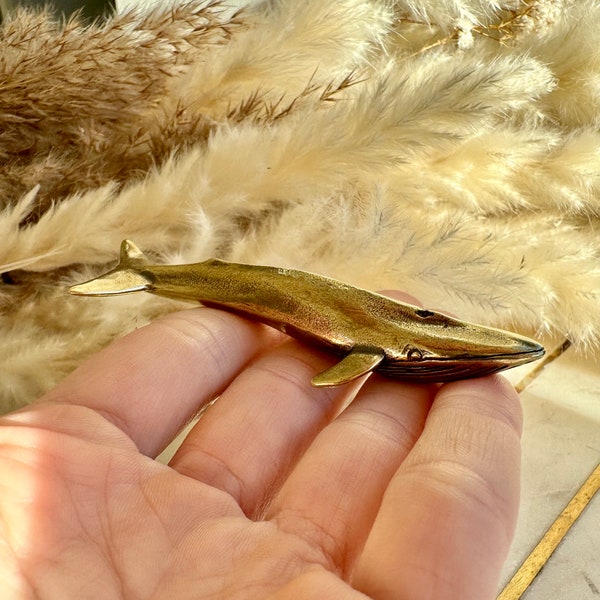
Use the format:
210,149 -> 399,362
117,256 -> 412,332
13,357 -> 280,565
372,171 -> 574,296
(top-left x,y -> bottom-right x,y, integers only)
119,239 -> 149,268
311,348 -> 385,387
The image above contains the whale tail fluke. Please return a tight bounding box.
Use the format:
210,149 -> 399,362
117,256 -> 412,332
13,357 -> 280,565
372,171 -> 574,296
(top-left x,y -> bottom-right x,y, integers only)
69,240 -> 153,297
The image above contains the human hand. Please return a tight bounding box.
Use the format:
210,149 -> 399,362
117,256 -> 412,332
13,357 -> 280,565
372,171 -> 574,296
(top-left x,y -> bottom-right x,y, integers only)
0,306 -> 522,599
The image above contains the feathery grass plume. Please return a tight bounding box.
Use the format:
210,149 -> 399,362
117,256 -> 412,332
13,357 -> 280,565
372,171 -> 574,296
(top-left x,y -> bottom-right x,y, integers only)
0,2 -> 243,218
391,0 -> 524,30
0,272 -> 183,411
515,130 -> 600,217
389,0 -> 528,49
167,0 -> 394,122
393,127 -> 600,217
2,0 -> 600,411
229,191 -> 600,345
0,322 -> 69,412
514,0 -> 600,128
387,1 -> 556,63
535,131 -> 600,217
393,127 -> 552,214
0,149 -> 221,271
0,49 -> 553,273
189,52 -> 554,216
279,53 -> 554,170
0,1 -> 390,224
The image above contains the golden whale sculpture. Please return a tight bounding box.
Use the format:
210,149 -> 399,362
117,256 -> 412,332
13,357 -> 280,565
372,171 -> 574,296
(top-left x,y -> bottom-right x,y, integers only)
70,240 -> 544,387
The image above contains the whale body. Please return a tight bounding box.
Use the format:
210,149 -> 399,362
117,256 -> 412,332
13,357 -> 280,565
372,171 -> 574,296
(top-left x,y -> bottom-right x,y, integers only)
69,240 -> 545,386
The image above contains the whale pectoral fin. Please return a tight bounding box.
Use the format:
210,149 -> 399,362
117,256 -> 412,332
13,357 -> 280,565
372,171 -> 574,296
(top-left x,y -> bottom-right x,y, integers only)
311,348 -> 385,388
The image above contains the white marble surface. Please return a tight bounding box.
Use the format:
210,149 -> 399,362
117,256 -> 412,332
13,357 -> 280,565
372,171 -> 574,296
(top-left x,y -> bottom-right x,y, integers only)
499,346 -> 600,598
524,489 -> 600,599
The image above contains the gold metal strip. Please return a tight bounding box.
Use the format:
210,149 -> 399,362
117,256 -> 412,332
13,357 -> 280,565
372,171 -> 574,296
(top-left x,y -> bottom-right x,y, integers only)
497,462 -> 600,599
514,338 -> 571,393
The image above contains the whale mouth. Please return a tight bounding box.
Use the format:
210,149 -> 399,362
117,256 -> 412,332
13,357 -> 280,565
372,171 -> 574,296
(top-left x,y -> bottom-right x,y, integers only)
377,345 -> 545,383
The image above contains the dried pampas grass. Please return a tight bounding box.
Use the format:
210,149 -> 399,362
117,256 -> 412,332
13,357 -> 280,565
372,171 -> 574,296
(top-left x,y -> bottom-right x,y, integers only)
0,2 -> 241,218
0,0 -> 599,411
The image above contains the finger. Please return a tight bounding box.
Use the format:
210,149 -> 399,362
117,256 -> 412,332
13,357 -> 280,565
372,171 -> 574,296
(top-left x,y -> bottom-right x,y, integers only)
169,289 -> 422,515
380,289 -> 455,318
268,570 -> 371,600
38,308 -> 277,456
353,376 -> 522,600
378,290 -> 422,307
265,376 -> 436,575
169,338 -> 363,516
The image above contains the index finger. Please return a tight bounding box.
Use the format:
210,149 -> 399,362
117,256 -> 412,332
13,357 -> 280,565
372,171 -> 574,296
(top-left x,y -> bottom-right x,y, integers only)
39,308 -> 277,456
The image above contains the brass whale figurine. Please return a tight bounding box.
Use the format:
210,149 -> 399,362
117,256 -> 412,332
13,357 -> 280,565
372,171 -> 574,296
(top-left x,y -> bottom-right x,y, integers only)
69,240 -> 545,387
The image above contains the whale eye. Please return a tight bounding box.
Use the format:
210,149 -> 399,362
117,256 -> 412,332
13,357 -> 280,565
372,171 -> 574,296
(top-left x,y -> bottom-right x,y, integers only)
415,309 -> 435,318
407,348 -> 424,361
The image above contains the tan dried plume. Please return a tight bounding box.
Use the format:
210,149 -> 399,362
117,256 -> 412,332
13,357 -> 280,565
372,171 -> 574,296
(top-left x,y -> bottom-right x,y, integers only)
0,2 -> 242,219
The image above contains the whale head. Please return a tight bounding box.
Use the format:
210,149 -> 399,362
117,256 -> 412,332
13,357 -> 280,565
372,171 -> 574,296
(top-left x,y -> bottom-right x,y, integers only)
379,308 -> 545,382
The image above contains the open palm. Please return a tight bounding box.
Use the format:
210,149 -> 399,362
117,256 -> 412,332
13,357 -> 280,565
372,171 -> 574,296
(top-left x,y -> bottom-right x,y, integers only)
0,307 -> 521,599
